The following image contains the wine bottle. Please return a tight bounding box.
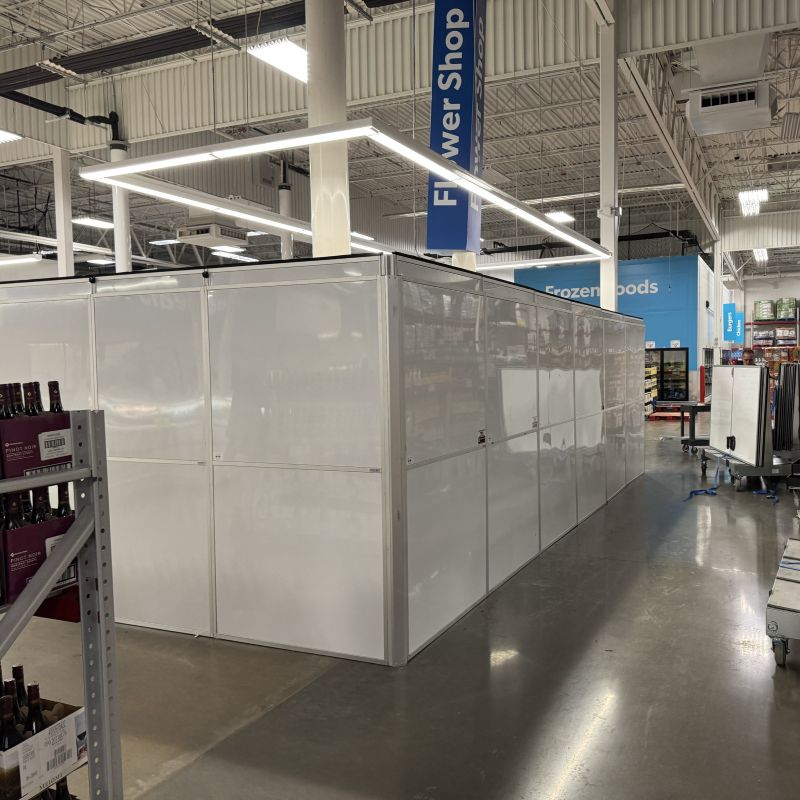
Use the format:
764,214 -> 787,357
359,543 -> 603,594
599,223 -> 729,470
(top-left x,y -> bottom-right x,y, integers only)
21,491 -> 32,521
4,495 -> 26,530
2,679 -> 23,725
0,384 -> 13,420
11,383 -> 24,415
52,778 -> 70,800
11,665 -> 27,708
55,484 -> 72,518
30,487 -> 51,524
22,382 -> 38,416
0,695 -> 22,750
32,382 -> 44,414
24,683 -> 46,735
48,381 -> 63,414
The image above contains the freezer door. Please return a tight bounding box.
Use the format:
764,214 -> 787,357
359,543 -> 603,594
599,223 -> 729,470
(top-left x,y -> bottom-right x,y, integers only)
709,366 -> 734,452
730,366 -> 767,467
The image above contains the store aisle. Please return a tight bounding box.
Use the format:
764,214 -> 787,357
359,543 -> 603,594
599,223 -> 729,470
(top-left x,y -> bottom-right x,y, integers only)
11,422 -> 800,799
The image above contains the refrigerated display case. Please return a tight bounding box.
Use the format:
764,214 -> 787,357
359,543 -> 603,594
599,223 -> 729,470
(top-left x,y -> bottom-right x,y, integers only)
645,347 -> 689,402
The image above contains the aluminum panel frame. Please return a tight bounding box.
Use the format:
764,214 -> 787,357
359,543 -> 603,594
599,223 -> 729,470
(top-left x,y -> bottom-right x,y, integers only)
538,306 -> 576,428
576,413 -> 606,521
94,290 -> 207,462
488,433 -> 539,589
407,449 -> 487,655
575,313 -> 605,418
487,298 -> 538,441
107,459 -> 213,635
214,464 -> 386,661
539,421 -> 577,549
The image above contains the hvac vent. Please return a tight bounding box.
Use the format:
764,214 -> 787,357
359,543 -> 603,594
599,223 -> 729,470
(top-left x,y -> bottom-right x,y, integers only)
688,80 -> 776,136
782,112 -> 800,141
175,223 -> 248,248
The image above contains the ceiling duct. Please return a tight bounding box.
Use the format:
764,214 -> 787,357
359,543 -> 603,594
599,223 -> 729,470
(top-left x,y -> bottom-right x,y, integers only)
176,221 -> 249,249
687,33 -> 776,137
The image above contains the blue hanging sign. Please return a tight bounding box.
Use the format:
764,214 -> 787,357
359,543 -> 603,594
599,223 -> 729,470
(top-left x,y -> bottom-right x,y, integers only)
426,0 -> 487,254
733,311 -> 745,344
723,303 -> 736,339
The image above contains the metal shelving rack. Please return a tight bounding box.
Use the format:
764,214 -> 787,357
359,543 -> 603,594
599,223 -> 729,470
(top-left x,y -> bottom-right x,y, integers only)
0,411 -> 122,799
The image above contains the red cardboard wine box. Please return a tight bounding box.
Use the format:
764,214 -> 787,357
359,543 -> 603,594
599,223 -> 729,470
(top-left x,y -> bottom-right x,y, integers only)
0,414 -> 73,479
4,516 -> 77,603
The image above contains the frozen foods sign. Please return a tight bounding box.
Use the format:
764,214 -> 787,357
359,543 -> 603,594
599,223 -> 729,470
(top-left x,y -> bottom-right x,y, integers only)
426,0 -> 487,254
544,279 -> 660,300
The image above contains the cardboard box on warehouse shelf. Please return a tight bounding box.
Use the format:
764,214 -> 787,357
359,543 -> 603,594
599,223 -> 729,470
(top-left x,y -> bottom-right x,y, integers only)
0,701 -> 87,800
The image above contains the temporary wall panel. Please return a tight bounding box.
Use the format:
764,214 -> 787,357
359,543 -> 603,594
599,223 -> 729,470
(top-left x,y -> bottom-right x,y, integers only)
0,253 -> 644,665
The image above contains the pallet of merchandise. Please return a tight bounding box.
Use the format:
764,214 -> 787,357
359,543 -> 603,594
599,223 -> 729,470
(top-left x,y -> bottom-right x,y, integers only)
776,298 -> 797,320
754,299 -> 776,321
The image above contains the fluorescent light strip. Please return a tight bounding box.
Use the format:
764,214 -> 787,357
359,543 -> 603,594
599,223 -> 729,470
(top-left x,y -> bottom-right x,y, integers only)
72,216 -> 114,230
352,231 -> 375,241
753,248 -> 768,263
81,122 -> 376,181
739,188 -> 768,217
212,245 -> 245,253
149,238 -> 181,246
80,120 -> 609,260
211,251 -> 259,263
477,254 -> 600,272
0,254 -> 43,266
247,38 -> 308,83
545,211 -> 575,224
86,258 -> 115,265
0,130 -> 22,145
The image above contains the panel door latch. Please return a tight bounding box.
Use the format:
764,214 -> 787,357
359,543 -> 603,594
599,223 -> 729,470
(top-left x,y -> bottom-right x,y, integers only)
727,435 -> 736,450
478,430 -> 486,445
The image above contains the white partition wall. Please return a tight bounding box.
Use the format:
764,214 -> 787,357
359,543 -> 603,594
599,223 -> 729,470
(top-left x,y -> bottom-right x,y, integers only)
0,253 -> 645,665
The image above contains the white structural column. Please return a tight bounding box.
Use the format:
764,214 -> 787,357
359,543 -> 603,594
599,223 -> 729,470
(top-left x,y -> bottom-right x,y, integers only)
713,244 -> 723,364
110,141 -> 132,273
278,162 -> 294,260
52,148 -> 75,278
597,1 -> 619,311
306,0 -> 351,257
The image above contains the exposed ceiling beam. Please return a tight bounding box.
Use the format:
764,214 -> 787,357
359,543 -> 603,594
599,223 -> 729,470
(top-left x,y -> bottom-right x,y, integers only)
621,54 -> 721,241
585,0 -> 615,27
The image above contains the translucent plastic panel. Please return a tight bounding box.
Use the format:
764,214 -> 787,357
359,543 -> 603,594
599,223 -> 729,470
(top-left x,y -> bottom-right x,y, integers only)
605,406 -> 627,498
576,413 -> 606,521
604,319 -> 627,409
215,465 -> 385,660
539,421 -> 577,549
94,292 -> 206,461
626,324 -> 645,404
209,281 -> 382,468
108,460 -> 212,634
710,366 -> 734,452
404,282 -> 486,463
625,403 -> 645,482
407,450 -> 487,654
486,299 -> 537,440
0,299 -> 93,411
575,314 -> 604,418
488,434 -> 539,589
538,307 -> 575,428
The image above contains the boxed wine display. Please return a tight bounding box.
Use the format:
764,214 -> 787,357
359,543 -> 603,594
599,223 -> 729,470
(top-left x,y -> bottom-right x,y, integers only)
3,516 -> 76,603
0,382 -> 71,480
0,416 -> 72,481
0,700 -> 86,800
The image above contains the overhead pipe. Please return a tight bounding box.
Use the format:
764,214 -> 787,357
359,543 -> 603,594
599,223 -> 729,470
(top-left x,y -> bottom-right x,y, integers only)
1,90 -> 115,128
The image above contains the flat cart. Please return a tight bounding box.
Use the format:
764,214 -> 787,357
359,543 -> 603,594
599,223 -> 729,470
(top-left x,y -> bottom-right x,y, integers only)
767,538 -> 800,666
699,446 -> 794,490
680,402 -> 711,453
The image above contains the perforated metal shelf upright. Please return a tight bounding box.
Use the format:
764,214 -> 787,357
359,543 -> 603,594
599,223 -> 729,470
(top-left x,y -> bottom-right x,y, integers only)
0,410 -> 122,799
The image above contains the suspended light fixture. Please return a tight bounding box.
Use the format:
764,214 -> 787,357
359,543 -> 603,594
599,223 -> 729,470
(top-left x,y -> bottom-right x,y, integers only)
149,238 -> 181,246
753,248 -> 768,263
0,254 -> 43,266
477,254 -> 600,272
211,251 -> 259,263
211,245 -> 245,253
0,130 -> 21,145
738,189 -> 768,217
72,216 -> 115,230
80,120 -> 610,261
247,38 -> 308,83
86,258 -> 115,266
545,211 -> 575,224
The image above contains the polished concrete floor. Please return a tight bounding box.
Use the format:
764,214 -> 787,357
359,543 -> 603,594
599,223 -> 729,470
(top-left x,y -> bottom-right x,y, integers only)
8,421 -> 800,799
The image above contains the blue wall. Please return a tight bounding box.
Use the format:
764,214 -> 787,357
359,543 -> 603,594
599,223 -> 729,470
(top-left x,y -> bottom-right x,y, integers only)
515,256 -> 700,369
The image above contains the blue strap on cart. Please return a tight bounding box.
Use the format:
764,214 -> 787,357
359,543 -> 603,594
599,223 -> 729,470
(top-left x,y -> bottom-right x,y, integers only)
753,488 -> 779,504
684,457 -> 721,501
